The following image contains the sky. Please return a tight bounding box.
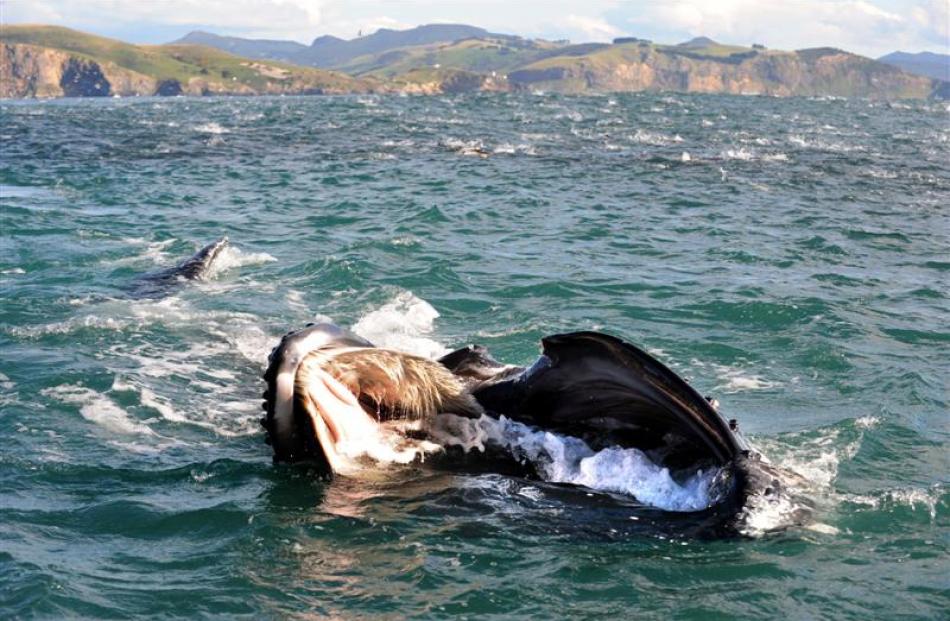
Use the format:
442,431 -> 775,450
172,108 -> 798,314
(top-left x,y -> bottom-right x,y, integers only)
2,0 -> 948,58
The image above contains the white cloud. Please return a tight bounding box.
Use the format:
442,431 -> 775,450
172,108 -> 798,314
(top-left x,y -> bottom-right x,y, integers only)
562,14 -> 622,41
629,0 -> 945,56
909,0 -> 949,44
0,0 -> 945,55
311,11 -> 413,39
2,0 -> 329,41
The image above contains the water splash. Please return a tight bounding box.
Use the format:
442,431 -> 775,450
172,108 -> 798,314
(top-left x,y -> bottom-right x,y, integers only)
204,244 -> 276,278
352,291 -> 449,358
430,414 -> 724,512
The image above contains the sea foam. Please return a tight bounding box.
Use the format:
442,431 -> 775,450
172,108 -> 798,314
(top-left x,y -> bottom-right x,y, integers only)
352,291 -> 450,358
429,414 -> 724,512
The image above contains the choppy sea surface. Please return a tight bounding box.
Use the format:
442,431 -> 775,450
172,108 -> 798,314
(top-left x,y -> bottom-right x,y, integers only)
1,93 -> 947,619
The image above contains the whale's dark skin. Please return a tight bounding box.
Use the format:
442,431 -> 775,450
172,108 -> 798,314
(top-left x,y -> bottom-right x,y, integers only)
436,332 -> 799,531
441,332 -> 747,466
261,324 -> 806,536
129,237 -> 229,298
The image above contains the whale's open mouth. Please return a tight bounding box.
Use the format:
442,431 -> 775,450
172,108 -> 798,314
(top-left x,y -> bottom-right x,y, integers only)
261,323 -> 807,529
262,324 -> 744,479
295,364 -> 441,474
289,362 -> 733,512
261,324 -> 480,473
297,366 -> 376,473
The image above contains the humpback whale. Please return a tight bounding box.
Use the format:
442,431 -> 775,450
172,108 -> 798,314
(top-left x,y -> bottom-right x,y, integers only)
260,323 -> 808,535
130,237 -> 229,298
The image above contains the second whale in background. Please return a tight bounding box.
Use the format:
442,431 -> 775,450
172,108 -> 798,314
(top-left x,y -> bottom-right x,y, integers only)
129,236 -> 229,298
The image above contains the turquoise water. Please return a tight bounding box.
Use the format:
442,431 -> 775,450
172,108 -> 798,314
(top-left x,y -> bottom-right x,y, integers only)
1,94 -> 947,619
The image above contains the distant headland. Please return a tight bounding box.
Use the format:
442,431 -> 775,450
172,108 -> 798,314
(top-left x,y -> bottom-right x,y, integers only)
2,24 -> 947,100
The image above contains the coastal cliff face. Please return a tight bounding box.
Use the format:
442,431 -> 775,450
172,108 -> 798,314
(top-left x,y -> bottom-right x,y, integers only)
391,67 -> 509,94
507,45 -> 937,99
0,43 -> 379,97
1,43 -> 156,97
0,43 -> 245,97
0,33 -> 378,98
0,39 -> 497,98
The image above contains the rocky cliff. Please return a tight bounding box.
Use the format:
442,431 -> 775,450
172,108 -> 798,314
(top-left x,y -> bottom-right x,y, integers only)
0,43 -> 156,97
508,44 -> 940,99
0,26 -> 378,98
389,67 -> 510,94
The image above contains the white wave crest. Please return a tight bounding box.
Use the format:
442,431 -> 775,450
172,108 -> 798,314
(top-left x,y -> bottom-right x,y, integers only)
492,142 -> 537,156
845,486 -> 944,521
788,134 -> 864,153
112,378 -> 185,423
756,426 -> 858,491
9,314 -> 131,337
721,148 -> 789,162
9,296 -> 263,339
629,129 -> 682,146
722,147 -> 756,160
691,359 -> 782,393
41,384 -> 155,436
216,323 -> 274,365
109,375 -> 258,438
442,138 -> 489,157
0,372 -> 15,391
193,122 -> 229,134
104,238 -> 177,267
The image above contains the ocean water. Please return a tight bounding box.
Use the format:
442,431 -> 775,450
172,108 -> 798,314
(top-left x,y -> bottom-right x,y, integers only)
1,93 -> 947,619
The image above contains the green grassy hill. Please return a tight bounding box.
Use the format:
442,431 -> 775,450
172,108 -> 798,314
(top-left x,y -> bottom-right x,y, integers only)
1,25 -> 376,97
335,37 -> 563,78
505,39 -> 940,99
4,25 -> 200,78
